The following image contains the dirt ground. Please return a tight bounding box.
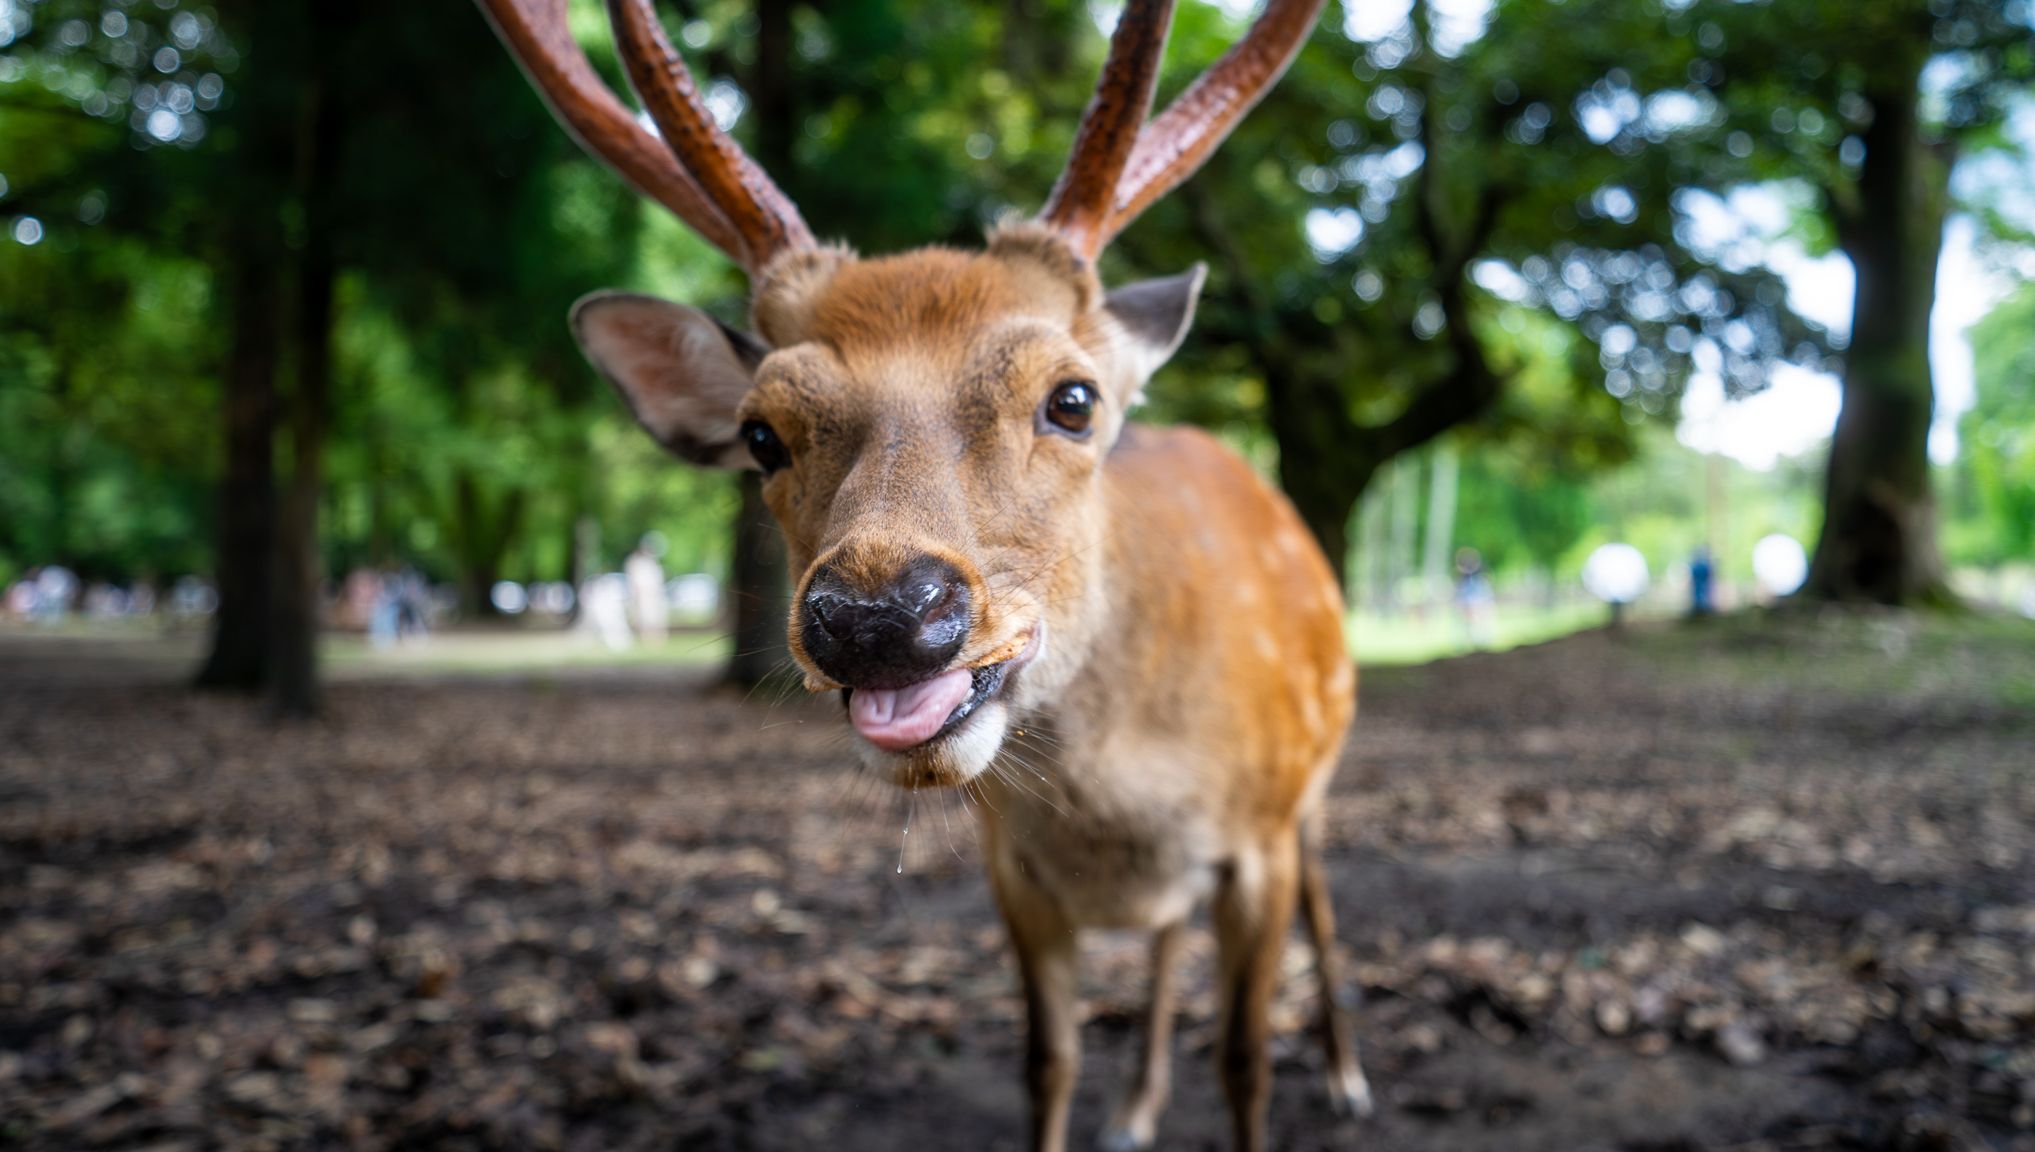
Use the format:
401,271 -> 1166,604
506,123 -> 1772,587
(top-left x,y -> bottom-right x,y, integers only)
2,612 -> 2032,1151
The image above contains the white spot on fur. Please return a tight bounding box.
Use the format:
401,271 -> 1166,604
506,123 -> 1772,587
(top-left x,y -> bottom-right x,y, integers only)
1298,684 -> 1323,738
1330,661 -> 1354,693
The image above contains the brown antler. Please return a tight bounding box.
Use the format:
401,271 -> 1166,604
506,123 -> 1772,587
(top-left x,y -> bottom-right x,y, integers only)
1042,0 -> 1327,261
1037,0 -> 1178,261
606,0 -> 815,270
1107,0 -> 1325,244
474,0 -> 812,275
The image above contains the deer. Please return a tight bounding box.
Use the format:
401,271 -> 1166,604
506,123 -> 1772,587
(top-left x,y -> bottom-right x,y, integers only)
475,1 -> 1371,1148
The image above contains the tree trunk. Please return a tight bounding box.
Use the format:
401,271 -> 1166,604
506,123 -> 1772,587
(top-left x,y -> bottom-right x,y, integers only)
1802,63 -> 1954,606
198,0 -> 299,692
269,249 -> 334,718
725,0 -> 796,688
1264,359 -> 1374,593
452,472 -> 526,619
267,13 -> 341,719
727,473 -> 792,686
1293,484 -> 1357,596
196,244 -> 280,691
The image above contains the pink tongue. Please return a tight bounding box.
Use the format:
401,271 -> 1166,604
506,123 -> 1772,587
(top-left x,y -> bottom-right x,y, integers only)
850,668 -> 975,752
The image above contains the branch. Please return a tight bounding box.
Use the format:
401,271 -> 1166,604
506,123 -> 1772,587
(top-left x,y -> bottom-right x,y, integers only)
1413,76 -> 1505,282
1378,82 -> 1509,460
1359,331 -> 1504,461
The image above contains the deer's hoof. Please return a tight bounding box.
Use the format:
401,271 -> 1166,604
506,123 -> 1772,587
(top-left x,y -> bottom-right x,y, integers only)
1328,1066 -> 1375,1119
1097,1121 -> 1155,1152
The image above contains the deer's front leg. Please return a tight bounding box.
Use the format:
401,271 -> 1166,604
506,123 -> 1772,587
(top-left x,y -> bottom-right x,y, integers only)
1100,920 -> 1183,1152
1298,824 -> 1373,1118
995,865 -> 1081,1152
1214,838 -> 1300,1152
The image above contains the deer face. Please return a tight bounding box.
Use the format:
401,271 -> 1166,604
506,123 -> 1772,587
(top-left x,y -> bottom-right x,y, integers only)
573,226 -> 1203,787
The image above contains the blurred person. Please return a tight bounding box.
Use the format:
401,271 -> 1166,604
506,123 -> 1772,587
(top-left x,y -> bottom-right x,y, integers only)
169,576 -> 216,619
341,568 -> 381,632
1688,547 -> 1716,617
394,567 -> 432,642
368,568 -> 402,648
667,572 -> 719,626
84,583 -> 129,619
32,565 -> 77,622
5,575 -> 37,620
1454,547 -> 1496,649
369,566 -> 431,647
581,572 -> 634,651
624,535 -> 669,643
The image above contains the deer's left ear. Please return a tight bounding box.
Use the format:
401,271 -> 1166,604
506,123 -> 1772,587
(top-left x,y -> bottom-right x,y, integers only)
571,291 -> 769,469
1103,263 -> 1207,386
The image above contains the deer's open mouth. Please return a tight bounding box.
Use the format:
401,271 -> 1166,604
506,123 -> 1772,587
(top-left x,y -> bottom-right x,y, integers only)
844,628 -> 1041,753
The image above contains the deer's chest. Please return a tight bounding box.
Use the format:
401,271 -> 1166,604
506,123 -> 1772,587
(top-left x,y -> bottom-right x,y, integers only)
983,759 -> 1222,929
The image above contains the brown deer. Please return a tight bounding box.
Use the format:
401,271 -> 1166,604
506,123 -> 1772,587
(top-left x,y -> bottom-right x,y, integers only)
475,2 -> 1371,1148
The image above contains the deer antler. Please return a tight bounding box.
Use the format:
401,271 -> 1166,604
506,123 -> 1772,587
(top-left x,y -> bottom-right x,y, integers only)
1043,0 -> 1327,262
1037,0 -> 1179,261
606,0 -> 815,269
475,0 -> 812,275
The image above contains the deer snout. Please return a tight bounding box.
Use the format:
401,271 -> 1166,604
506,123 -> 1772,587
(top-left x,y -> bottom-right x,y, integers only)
800,555 -> 972,689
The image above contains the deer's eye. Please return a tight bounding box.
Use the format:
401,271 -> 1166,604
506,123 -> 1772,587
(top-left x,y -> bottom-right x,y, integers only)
1040,381 -> 1097,438
742,420 -> 790,473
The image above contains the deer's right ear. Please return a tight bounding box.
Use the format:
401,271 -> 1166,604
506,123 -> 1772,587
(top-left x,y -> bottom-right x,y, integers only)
571,291 -> 769,469
1103,263 -> 1206,388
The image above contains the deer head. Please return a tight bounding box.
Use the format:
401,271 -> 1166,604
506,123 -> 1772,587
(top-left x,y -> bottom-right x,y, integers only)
478,0 -> 1325,788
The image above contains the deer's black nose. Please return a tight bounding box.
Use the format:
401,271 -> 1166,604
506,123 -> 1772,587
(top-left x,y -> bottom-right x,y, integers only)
800,555 -> 972,689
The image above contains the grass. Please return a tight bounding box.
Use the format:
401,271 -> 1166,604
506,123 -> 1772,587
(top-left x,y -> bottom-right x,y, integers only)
11,601 -> 2028,698
0,620 -> 732,679
1347,600 -> 1613,666
320,627 -> 731,677
1633,604 -> 2035,711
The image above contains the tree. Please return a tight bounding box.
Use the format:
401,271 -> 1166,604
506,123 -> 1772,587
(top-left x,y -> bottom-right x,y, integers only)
0,0 -> 254,641
0,239 -> 220,585
4,0 -> 668,706
725,0 -> 798,688
1106,0 -> 1813,584
261,2 -> 348,717
1449,306 -> 1635,581
1546,0 -> 2032,604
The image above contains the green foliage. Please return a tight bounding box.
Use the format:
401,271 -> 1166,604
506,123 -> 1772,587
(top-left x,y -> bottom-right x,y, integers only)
0,225 -> 219,582
0,0 -> 744,591
1,0 -> 2029,608
1948,283 -> 2035,565
1450,308 -> 1630,572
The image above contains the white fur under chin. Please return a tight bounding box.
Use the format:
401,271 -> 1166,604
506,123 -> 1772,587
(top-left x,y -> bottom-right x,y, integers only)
857,699 -> 1010,788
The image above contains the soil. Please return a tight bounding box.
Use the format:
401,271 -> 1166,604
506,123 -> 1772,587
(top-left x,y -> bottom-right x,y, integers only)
2,612 -> 2031,1151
